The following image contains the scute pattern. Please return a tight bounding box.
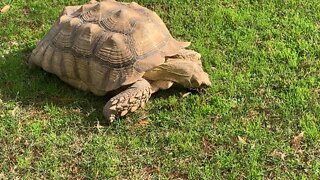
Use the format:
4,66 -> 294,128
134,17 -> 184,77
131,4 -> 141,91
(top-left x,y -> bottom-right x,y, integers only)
72,23 -> 103,55
132,21 -> 167,57
99,9 -> 135,34
29,0 -> 187,94
95,33 -> 134,68
53,18 -> 81,48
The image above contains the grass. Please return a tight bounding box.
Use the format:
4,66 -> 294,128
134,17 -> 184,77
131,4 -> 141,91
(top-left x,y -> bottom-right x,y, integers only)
0,0 -> 319,179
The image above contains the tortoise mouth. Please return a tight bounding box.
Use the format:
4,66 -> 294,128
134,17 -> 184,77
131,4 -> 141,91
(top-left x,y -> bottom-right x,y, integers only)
187,72 -> 211,88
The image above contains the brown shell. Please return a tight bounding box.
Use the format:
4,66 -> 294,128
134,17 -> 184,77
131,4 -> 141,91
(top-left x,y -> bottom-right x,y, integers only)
29,0 -> 189,95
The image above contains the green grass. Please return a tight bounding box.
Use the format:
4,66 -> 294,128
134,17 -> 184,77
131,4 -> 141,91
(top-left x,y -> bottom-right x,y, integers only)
1,0 -> 319,179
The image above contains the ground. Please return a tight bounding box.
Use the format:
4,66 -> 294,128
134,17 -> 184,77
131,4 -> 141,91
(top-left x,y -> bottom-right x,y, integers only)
0,0 -> 319,179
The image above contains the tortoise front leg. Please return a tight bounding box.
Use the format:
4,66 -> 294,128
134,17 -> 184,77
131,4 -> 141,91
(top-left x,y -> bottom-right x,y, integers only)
103,78 -> 152,123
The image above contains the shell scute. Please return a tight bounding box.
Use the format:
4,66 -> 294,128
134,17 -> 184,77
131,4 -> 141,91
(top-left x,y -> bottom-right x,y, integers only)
53,18 -> 81,48
131,21 -> 167,57
95,33 -> 134,68
72,23 -> 103,55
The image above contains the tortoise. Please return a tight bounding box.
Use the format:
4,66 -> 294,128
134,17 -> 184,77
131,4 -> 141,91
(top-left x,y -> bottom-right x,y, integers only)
29,0 -> 211,122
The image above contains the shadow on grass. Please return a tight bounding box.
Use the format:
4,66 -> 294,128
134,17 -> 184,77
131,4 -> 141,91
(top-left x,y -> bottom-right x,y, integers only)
0,48 -> 189,126
0,48 -> 107,127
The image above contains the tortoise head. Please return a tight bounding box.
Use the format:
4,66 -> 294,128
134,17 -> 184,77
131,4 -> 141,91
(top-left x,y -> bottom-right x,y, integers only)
165,59 -> 212,88
144,49 -> 212,88
189,67 -> 212,88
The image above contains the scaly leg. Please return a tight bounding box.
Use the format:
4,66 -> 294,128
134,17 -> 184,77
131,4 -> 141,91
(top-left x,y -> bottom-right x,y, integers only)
103,78 -> 152,122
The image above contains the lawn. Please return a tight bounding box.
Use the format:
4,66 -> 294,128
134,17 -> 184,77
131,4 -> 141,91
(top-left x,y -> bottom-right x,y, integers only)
0,0 -> 319,179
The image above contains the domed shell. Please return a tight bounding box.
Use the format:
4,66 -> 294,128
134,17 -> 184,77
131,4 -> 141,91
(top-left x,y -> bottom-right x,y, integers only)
29,0 -> 189,95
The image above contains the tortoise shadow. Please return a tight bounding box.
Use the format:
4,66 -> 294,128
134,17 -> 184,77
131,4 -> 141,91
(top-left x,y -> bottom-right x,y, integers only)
0,48 -> 107,127
0,48 -> 186,127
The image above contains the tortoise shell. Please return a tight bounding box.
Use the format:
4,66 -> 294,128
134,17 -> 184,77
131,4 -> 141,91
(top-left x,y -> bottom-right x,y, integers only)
29,0 -> 189,95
